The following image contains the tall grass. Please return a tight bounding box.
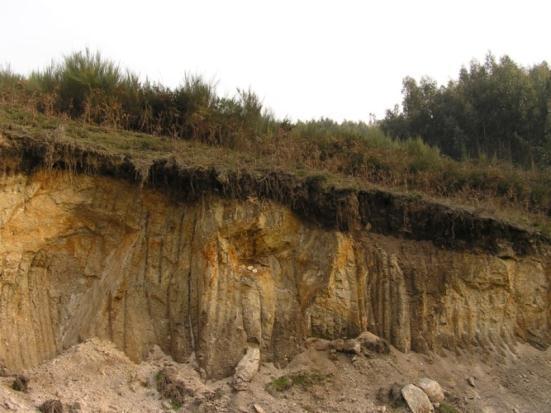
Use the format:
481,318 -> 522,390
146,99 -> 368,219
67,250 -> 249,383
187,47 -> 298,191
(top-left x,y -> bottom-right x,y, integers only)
7,49 -> 278,145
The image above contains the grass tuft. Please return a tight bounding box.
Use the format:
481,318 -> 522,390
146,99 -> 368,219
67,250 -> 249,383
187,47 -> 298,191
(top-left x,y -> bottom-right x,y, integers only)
266,371 -> 332,394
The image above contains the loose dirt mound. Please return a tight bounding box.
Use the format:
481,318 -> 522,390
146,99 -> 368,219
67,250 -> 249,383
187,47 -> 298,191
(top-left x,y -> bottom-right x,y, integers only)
0,338 -> 550,412
0,339 -> 228,412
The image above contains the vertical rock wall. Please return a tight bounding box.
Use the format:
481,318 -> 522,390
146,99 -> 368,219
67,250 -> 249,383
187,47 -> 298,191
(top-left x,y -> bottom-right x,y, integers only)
0,172 -> 549,378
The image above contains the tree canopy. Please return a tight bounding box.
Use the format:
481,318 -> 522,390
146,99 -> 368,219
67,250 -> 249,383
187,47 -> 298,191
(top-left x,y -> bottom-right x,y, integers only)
381,54 -> 551,168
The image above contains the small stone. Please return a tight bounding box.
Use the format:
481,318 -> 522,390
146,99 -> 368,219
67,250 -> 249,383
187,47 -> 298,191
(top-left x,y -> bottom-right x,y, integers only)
247,266 -> 253,271
357,331 -> 390,354
386,383 -> 404,405
199,368 -> 207,381
67,402 -> 82,413
253,404 -> 266,413
0,363 -> 10,377
3,399 -> 20,411
307,338 -> 331,351
467,377 -> 476,387
416,377 -> 445,402
330,338 -> 361,355
401,384 -> 434,413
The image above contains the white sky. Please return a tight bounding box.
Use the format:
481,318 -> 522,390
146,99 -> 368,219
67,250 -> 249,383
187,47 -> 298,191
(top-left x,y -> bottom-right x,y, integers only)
1,0 -> 550,121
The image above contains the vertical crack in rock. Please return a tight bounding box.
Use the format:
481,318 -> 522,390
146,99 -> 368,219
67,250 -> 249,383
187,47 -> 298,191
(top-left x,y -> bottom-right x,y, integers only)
187,209 -> 198,355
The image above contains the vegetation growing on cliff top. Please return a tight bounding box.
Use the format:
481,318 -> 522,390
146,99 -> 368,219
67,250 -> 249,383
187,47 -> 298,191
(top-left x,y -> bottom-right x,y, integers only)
1,50 -> 550,234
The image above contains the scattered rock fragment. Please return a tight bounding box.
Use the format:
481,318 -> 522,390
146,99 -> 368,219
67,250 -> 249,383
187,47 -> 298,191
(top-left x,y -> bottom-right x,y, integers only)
306,337 -> 331,351
11,375 -> 29,392
401,384 -> 434,413
357,331 -> 390,355
368,407 -> 387,413
306,337 -> 362,355
331,338 -> 362,355
253,403 -> 266,413
38,399 -> 64,413
416,377 -> 445,402
232,346 -> 260,391
467,377 -> 476,387
2,397 -> 30,412
66,402 -> 81,412
377,383 -> 405,407
0,362 -> 10,377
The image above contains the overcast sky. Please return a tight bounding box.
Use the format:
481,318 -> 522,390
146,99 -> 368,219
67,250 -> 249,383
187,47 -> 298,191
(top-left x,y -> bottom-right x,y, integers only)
1,0 -> 550,121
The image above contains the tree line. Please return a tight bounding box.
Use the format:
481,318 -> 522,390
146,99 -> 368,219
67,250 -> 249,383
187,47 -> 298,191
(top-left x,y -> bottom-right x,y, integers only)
381,54 -> 551,168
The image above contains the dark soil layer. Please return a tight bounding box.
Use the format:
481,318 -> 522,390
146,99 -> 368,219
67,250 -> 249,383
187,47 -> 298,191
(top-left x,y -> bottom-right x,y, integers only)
1,131 -> 549,256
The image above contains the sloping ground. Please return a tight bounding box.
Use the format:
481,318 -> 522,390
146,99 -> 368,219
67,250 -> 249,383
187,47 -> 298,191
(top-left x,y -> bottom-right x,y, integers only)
1,338 -> 550,412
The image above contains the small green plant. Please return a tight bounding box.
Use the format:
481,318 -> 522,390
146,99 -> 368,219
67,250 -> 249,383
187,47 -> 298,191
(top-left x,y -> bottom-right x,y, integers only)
437,402 -> 461,413
155,370 -> 165,383
266,370 -> 331,393
269,376 -> 293,392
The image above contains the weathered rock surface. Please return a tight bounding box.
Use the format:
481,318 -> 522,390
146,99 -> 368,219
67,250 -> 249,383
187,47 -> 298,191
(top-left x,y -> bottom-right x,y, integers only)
416,378 -> 445,402
401,384 -> 434,413
357,331 -> 391,354
232,346 -> 261,391
0,171 -> 549,379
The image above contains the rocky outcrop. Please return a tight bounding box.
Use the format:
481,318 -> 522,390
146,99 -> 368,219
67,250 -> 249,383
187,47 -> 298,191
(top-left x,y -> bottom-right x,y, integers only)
0,169 -> 549,379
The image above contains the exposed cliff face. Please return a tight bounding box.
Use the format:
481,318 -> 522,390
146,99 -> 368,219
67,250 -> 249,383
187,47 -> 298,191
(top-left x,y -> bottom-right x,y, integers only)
1,170 -> 549,379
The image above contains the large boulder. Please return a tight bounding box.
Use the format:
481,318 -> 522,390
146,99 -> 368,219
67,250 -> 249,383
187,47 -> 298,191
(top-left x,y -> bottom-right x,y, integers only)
401,384 -> 434,413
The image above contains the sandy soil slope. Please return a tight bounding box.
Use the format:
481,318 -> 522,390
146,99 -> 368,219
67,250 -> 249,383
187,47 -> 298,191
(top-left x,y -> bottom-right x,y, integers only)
0,338 -> 549,413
